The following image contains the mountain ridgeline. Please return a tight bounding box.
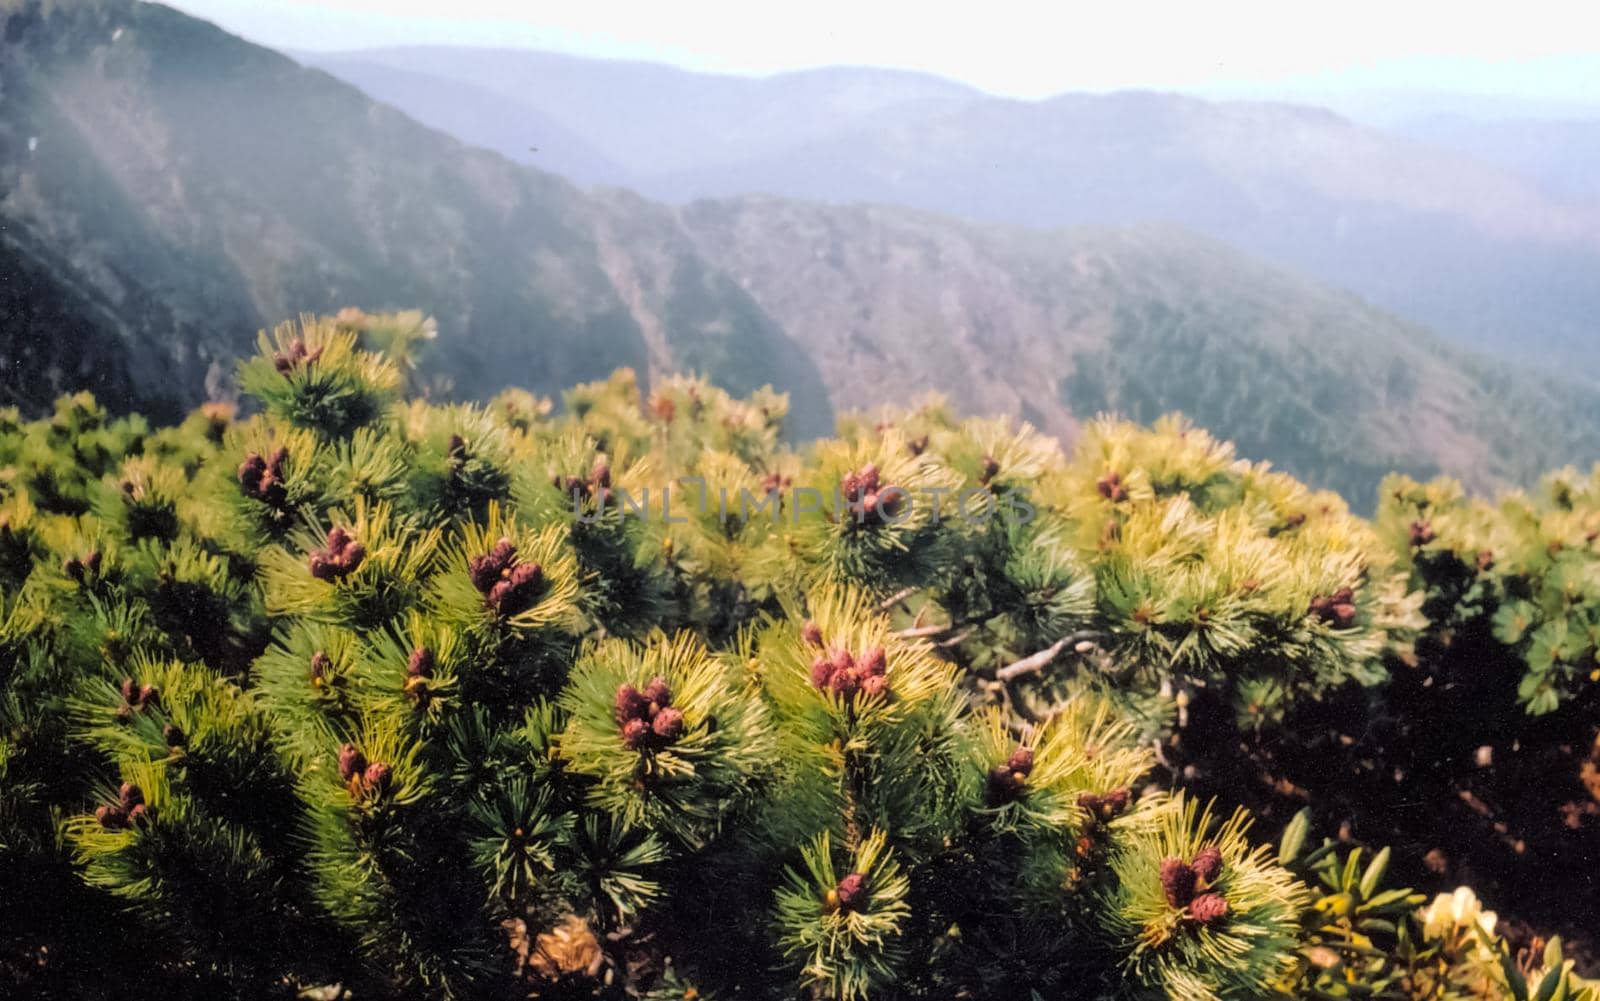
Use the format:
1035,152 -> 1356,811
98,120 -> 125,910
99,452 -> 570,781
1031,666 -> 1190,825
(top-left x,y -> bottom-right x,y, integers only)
3,0 -> 1600,506
304,46 -> 1600,377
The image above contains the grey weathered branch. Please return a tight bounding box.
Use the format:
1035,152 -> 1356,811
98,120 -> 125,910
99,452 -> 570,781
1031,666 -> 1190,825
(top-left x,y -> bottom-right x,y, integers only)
877,586 -> 919,611
994,630 -> 1105,681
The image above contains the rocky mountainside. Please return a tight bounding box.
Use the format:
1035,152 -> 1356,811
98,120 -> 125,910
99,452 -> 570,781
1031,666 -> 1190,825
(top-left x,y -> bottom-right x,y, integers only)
3,0 -> 1599,504
670,196 -> 1600,499
0,0 -> 834,434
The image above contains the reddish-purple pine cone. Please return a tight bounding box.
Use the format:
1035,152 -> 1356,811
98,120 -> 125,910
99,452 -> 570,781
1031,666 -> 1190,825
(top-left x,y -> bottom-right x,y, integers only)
362,762 -> 392,795
830,647 -> 855,675
126,803 -> 150,826
325,526 -> 351,554
589,460 -> 611,490
615,684 -> 650,724
643,676 -> 672,708
63,556 -> 85,582
446,434 -> 466,459
1410,520 -> 1435,547
981,455 -> 1001,481
879,489 -> 904,518
238,453 -> 266,491
338,743 -> 367,781
120,678 -> 138,703
840,472 -> 862,503
119,783 -> 143,809
858,646 -> 887,678
84,550 -> 101,573
338,542 -> 365,574
1331,603 -> 1358,628
835,872 -> 868,912
859,674 -> 889,699
407,647 -> 434,679
308,554 -> 333,581
1190,892 -> 1230,925
861,491 -> 880,516
651,707 -> 685,743
801,620 -> 824,647
1103,788 -> 1129,817
467,553 -> 500,594
310,651 -> 332,679
508,561 -> 543,592
810,657 -> 836,690
987,765 -> 1026,804
621,718 -> 651,751
137,685 -> 158,708
858,463 -> 881,493
1190,846 -> 1223,884
96,805 -> 127,830
1077,791 -> 1100,814
1007,746 -> 1035,776
1159,858 -> 1198,909
486,579 -> 514,611
829,668 -> 861,697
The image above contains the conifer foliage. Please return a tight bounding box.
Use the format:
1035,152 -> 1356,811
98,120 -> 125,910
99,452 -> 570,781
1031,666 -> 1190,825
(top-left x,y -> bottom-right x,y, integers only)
0,313 -> 1595,1000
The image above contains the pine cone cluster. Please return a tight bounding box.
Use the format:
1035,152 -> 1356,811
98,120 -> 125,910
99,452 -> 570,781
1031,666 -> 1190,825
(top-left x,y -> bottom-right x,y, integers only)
552,457 -> 612,504
115,677 -> 158,722
986,746 -> 1035,805
809,644 -> 889,702
615,676 -> 685,752
238,448 -> 289,507
1096,470 -> 1128,503
1309,587 -> 1357,628
828,872 -> 869,914
337,744 -> 392,799
272,338 -> 323,374
841,462 -> 903,524
309,527 -> 365,581
96,782 -> 151,830
63,549 -> 101,584
1409,520 -> 1436,547
468,537 -> 545,616
1159,846 -> 1229,925
1076,788 -> 1130,825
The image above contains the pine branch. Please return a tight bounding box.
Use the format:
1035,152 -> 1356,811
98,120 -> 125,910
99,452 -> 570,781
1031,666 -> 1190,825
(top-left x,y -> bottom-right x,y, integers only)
995,631 -> 1104,681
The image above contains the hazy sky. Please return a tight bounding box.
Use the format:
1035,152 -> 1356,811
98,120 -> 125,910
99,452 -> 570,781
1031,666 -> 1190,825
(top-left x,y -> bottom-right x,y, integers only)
168,0 -> 1600,102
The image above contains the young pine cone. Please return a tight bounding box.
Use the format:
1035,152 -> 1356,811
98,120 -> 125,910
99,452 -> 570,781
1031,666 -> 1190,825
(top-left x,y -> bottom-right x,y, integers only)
308,527 -> 365,581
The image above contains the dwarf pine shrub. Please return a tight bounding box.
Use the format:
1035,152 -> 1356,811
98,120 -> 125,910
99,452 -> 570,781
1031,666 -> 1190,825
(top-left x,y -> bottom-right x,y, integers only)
0,312 -> 1595,1000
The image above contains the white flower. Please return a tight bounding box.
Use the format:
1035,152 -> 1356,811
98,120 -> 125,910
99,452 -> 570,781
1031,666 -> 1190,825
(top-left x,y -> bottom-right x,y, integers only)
1420,886 -> 1497,943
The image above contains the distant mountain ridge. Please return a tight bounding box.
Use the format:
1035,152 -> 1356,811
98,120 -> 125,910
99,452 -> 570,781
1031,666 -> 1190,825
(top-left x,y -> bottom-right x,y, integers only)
4,0 -> 1600,506
302,46 -> 1600,375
